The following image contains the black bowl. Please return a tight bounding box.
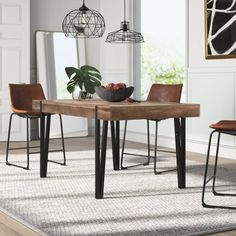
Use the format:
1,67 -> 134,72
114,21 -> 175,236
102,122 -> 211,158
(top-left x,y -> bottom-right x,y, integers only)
95,86 -> 134,102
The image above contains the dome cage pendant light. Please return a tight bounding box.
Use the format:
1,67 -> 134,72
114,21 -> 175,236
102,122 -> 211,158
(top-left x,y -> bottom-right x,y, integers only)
106,0 -> 144,43
62,0 -> 105,38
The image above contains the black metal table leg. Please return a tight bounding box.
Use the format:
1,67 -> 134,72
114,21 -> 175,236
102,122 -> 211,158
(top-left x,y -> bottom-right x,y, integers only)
116,121 -> 120,169
40,113 -> 46,177
40,113 -> 51,178
100,121 -> 108,195
110,121 -> 120,171
180,118 -> 186,188
174,118 -> 186,188
95,116 -> 108,199
95,117 -> 101,198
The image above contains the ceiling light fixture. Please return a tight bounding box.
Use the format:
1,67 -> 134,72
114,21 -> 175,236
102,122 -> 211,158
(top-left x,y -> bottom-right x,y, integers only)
62,0 -> 105,38
106,0 -> 144,43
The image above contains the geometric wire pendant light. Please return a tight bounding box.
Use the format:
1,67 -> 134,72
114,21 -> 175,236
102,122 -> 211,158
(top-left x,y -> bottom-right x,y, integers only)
62,0 -> 105,38
106,0 -> 144,43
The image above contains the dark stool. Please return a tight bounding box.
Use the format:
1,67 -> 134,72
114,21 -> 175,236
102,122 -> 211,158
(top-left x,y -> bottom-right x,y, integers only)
121,83 -> 183,174
202,120 -> 236,209
6,83 -> 66,170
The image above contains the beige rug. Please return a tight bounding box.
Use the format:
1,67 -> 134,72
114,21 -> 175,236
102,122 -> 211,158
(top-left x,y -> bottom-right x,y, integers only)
1,149 -> 236,235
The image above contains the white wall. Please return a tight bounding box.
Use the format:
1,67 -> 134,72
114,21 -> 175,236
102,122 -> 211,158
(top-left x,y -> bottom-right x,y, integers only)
187,1 -> 236,159
98,0 -> 236,159
99,0 -> 131,85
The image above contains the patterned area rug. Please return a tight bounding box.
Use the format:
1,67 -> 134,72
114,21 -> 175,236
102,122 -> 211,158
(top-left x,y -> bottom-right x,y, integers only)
1,150 -> 236,236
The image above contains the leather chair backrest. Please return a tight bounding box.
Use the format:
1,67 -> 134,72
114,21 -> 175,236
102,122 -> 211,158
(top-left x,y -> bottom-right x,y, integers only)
9,83 -> 46,112
147,84 -> 183,103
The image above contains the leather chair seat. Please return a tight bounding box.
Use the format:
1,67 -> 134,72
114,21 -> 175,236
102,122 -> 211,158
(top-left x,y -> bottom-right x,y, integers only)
210,120 -> 236,132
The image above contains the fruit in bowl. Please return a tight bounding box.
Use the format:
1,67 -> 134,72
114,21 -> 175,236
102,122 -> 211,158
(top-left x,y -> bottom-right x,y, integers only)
95,83 -> 134,102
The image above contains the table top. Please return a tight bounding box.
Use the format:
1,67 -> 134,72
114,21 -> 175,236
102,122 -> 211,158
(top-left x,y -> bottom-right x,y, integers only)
32,99 -> 200,121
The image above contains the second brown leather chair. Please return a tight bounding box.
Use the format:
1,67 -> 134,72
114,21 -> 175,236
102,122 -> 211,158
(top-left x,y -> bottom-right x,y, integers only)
6,83 -> 66,169
202,120 -> 236,209
121,84 -> 183,174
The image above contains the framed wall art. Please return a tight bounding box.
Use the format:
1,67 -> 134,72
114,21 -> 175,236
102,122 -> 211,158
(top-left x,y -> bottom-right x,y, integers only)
205,0 -> 236,59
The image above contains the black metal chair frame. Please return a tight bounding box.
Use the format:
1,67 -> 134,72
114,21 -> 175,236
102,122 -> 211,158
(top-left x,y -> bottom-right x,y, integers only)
121,119 -> 177,174
202,130 -> 236,209
121,120 -> 150,170
6,113 -> 66,170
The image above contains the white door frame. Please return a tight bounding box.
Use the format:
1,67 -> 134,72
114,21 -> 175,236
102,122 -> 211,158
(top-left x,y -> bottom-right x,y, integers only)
0,0 -> 30,141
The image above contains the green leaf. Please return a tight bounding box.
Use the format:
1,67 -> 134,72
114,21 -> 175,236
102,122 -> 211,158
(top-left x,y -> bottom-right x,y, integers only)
78,79 -> 84,91
65,65 -> 102,94
84,82 -> 95,94
87,71 -> 102,81
81,65 -> 100,73
67,79 -> 76,93
65,67 -> 77,78
65,68 -> 83,82
88,77 -> 101,87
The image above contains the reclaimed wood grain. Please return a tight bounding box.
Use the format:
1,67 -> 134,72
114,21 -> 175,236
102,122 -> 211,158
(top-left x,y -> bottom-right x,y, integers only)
32,99 -> 200,120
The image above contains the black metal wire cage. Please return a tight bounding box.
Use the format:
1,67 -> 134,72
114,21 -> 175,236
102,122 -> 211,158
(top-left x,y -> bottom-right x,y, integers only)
105,0 -> 144,44
62,1 -> 105,38
106,21 -> 144,43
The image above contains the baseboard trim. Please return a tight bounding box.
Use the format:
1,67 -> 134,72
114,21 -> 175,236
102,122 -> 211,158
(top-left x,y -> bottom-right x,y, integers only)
88,126 -> 236,160
125,130 -> 236,160
50,130 -> 88,139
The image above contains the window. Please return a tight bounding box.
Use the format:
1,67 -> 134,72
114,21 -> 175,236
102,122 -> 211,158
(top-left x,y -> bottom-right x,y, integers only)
140,0 -> 186,99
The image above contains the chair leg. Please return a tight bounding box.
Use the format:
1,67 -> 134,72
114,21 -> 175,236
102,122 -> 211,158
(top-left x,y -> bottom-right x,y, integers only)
154,120 -> 177,175
6,113 -> 14,165
202,131 -> 236,209
211,132 -> 236,197
212,132 -> 221,195
202,130 -> 216,208
154,120 -> 158,174
26,116 -> 30,169
6,113 -> 29,170
146,120 -> 151,165
6,113 -> 66,169
121,120 -> 150,169
121,120 -> 128,169
47,114 -> 66,166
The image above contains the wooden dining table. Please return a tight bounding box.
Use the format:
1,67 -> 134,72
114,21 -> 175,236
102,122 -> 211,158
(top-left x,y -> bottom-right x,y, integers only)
32,99 -> 200,199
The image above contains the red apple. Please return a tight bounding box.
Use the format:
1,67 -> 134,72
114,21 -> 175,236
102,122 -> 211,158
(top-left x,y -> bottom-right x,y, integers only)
105,83 -> 114,90
113,84 -> 122,90
119,83 -> 127,88
104,82 -> 127,91
113,83 -> 127,90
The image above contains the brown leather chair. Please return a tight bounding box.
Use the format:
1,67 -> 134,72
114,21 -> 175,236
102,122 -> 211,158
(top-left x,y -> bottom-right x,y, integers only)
6,83 -> 66,169
202,120 -> 236,209
121,84 -> 183,174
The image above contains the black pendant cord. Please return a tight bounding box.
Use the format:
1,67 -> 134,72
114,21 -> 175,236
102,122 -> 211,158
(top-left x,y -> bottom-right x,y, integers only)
124,0 -> 126,22
82,0 -> 86,8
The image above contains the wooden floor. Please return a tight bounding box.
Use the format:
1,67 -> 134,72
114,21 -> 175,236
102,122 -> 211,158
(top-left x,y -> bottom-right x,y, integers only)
0,136 -> 236,236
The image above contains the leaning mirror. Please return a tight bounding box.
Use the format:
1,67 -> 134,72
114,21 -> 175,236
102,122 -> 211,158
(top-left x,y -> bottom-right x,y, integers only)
36,31 -> 88,137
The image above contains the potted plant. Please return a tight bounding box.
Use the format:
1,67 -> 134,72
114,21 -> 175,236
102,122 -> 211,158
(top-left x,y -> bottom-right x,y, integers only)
65,65 -> 102,99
